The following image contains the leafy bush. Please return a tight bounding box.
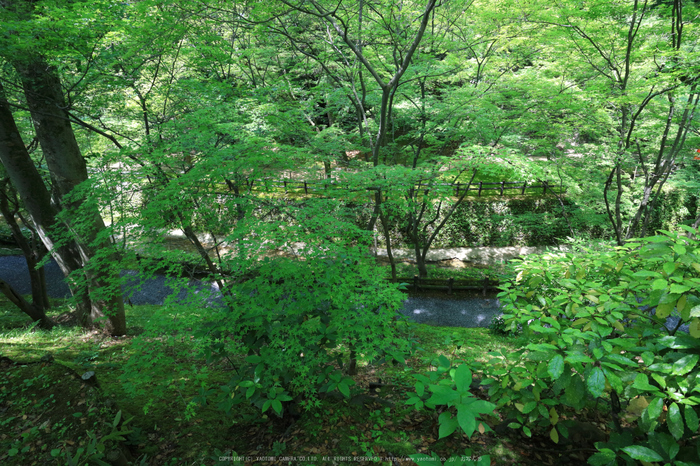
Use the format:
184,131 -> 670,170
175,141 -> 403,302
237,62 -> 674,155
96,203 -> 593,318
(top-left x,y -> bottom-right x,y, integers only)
190,251 -> 409,417
406,355 -> 494,466
478,227 -> 700,464
119,250 -> 410,420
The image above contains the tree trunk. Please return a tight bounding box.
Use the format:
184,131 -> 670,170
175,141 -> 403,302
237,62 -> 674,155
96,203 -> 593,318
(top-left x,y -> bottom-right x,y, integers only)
415,250 -> 429,279
0,178 -> 51,311
347,346 -> 358,376
0,79 -> 125,335
408,207 -> 429,278
379,211 -> 396,280
603,165 -> 624,246
15,58 -> 126,335
0,176 -> 54,327
34,263 -> 50,310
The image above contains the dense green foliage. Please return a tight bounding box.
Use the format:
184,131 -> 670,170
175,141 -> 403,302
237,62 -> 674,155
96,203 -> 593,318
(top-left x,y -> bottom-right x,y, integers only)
488,227 -> 700,464
1,0 -> 700,464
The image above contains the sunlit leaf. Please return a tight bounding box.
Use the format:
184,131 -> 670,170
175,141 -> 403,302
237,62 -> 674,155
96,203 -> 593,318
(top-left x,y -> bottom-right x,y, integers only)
438,412 -> 458,439
587,367 -> 605,398
656,301 -> 675,319
690,318 -> 700,338
547,355 -> 565,380
454,364 -> 472,392
668,402 -> 684,440
621,446 -> 663,462
652,278 -> 668,290
457,405 -> 476,437
672,354 -> 699,376
550,427 -> 559,443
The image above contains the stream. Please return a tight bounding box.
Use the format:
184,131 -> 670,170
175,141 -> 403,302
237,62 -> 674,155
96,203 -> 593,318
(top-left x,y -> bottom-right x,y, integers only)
0,255 -> 503,328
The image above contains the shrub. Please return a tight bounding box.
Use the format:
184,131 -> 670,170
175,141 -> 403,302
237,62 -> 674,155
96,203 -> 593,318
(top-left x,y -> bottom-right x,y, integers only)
406,356 -> 495,466
477,227 -> 700,464
192,252 -> 410,417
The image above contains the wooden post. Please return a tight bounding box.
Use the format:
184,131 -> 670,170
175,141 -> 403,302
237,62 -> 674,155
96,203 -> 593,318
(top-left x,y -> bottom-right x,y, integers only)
413,275 -> 419,293
542,180 -> 548,195
304,181 -> 308,195
478,182 -> 483,197
521,181 -> 527,195
455,183 -> 460,197
500,181 -> 505,196
448,278 -> 454,295
284,180 -> 287,193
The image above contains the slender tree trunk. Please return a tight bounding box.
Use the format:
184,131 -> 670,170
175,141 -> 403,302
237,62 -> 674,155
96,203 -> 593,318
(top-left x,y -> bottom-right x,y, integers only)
35,263 -> 50,310
415,246 -> 428,278
415,201 -> 441,279
182,224 -> 227,291
603,166 -> 623,245
409,207 -> 429,278
379,210 -> 396,280
0,177 -> 51,309
224,178 -> 247,221
366,190 -> 382,233
347,346 -> 357,376
405,184 -> 431,278
372,87 -> 391,167
3,205 -> 50,310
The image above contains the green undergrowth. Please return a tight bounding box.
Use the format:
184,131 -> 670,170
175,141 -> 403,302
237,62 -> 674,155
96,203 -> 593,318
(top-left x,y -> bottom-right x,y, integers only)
0,295 -> 525,465
0,358 -> 136,466
0,299 -> 69,331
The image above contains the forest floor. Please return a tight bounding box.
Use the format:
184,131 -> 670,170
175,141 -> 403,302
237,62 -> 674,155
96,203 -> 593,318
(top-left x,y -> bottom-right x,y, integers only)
0,298 -> 605,466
